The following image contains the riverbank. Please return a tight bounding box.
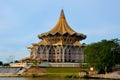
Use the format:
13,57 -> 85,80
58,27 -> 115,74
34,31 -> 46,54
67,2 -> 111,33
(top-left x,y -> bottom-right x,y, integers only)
0,67 -> 85,78
89,71 -> 120,80
1,73 -> 120,80
21,67 -> 83,78
0,67 -> 120,79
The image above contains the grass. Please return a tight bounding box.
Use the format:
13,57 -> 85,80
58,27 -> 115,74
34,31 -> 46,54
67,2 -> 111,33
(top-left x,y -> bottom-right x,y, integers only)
44,67 -> 88,73
23,67 -> 89,78
41,67 -> 89,78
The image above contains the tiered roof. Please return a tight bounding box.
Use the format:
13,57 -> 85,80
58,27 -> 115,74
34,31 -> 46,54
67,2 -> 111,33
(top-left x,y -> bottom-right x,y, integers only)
38,10 -> 86,40
28,10 -> 87,48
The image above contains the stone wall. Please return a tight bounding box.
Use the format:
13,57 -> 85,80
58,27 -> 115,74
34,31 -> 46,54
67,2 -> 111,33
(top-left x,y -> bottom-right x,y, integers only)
39,62 -> 80,67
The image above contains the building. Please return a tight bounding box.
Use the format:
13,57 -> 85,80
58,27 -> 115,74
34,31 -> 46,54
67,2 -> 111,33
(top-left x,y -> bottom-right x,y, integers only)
23,10 -> 86,63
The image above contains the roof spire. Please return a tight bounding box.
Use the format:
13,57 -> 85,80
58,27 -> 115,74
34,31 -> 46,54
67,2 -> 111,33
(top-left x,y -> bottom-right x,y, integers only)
47,9 -> 76,35
60,9 -> 65,19
38,9 -> 86,40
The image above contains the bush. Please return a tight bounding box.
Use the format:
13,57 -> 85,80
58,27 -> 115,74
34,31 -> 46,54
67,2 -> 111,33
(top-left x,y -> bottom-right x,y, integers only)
64,75 -> 73,78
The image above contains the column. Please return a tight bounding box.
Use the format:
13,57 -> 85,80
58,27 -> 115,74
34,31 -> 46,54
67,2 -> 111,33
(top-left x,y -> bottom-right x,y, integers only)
62,46 -> 66,62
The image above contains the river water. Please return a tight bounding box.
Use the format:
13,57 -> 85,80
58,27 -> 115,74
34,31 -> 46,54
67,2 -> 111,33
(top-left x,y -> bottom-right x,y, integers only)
0,77 -> 109,80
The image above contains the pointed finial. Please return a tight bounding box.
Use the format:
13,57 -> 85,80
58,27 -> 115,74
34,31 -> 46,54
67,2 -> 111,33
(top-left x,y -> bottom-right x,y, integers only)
60,9 -> 65,19
61,9 -> 64,15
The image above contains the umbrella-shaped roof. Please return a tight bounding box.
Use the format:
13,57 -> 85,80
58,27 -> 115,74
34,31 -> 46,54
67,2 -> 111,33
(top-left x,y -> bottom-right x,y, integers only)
38,9 -> 86,40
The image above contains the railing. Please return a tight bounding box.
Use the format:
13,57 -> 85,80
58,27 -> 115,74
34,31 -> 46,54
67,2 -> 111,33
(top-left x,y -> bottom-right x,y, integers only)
0,67 -> 21,74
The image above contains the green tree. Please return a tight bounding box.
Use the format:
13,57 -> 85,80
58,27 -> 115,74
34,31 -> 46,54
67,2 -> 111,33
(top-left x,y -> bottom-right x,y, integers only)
111,39 -> 120,64
14,60 -> 20,63
3,63 -> 10,66
84,38 -> 120,74
0,61 -> 3,66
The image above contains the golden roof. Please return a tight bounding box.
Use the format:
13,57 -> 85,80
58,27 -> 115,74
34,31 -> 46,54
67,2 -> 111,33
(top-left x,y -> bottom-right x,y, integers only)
27,46 -> 33,49
38,9 -> 86,40
49,9 -> 76,35
73,41 -> 81,46
53,40 -> 63,45
38,39 -> 49,45
27,43 -> 39,49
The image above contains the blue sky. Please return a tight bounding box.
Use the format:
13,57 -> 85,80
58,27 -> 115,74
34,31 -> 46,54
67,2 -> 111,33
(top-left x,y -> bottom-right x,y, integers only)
0,0 -> 120,62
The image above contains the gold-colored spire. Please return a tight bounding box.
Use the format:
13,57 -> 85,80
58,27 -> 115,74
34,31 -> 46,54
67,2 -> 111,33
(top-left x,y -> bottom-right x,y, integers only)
49,9 -> 76,35
60,9 -> 65,19
38,9 -> 86,40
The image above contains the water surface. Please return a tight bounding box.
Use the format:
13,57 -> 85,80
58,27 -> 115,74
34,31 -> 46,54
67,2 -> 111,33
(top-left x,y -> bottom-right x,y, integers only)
0,77 -> 109,80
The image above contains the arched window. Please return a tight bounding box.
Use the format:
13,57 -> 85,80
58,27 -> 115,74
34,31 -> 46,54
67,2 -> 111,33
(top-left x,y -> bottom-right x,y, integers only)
49,47 -> 55,62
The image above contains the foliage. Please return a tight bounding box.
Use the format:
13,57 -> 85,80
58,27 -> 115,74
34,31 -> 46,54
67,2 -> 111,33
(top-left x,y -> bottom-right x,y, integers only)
0,61 -> 3,66
84,38 -> 120,74
14,60 -> 20,63
65,75 -> 78,78
3,63 -> 10,66
32,62 -> 38,66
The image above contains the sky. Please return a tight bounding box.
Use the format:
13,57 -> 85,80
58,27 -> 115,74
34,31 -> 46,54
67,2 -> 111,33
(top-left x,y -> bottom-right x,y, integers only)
0,0 -> 120,62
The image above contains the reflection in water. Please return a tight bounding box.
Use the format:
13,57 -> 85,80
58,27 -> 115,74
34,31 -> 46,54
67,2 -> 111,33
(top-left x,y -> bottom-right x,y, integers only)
0,77 -> 107,80
0,77 -> 26,80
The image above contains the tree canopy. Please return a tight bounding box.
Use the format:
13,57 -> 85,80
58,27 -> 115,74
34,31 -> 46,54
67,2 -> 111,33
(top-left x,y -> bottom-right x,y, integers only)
0,61 -> 3,66
84,38 -> 120,73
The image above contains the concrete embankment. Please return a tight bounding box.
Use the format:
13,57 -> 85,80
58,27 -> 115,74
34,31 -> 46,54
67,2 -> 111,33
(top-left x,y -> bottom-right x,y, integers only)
90,71 -> 120,79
